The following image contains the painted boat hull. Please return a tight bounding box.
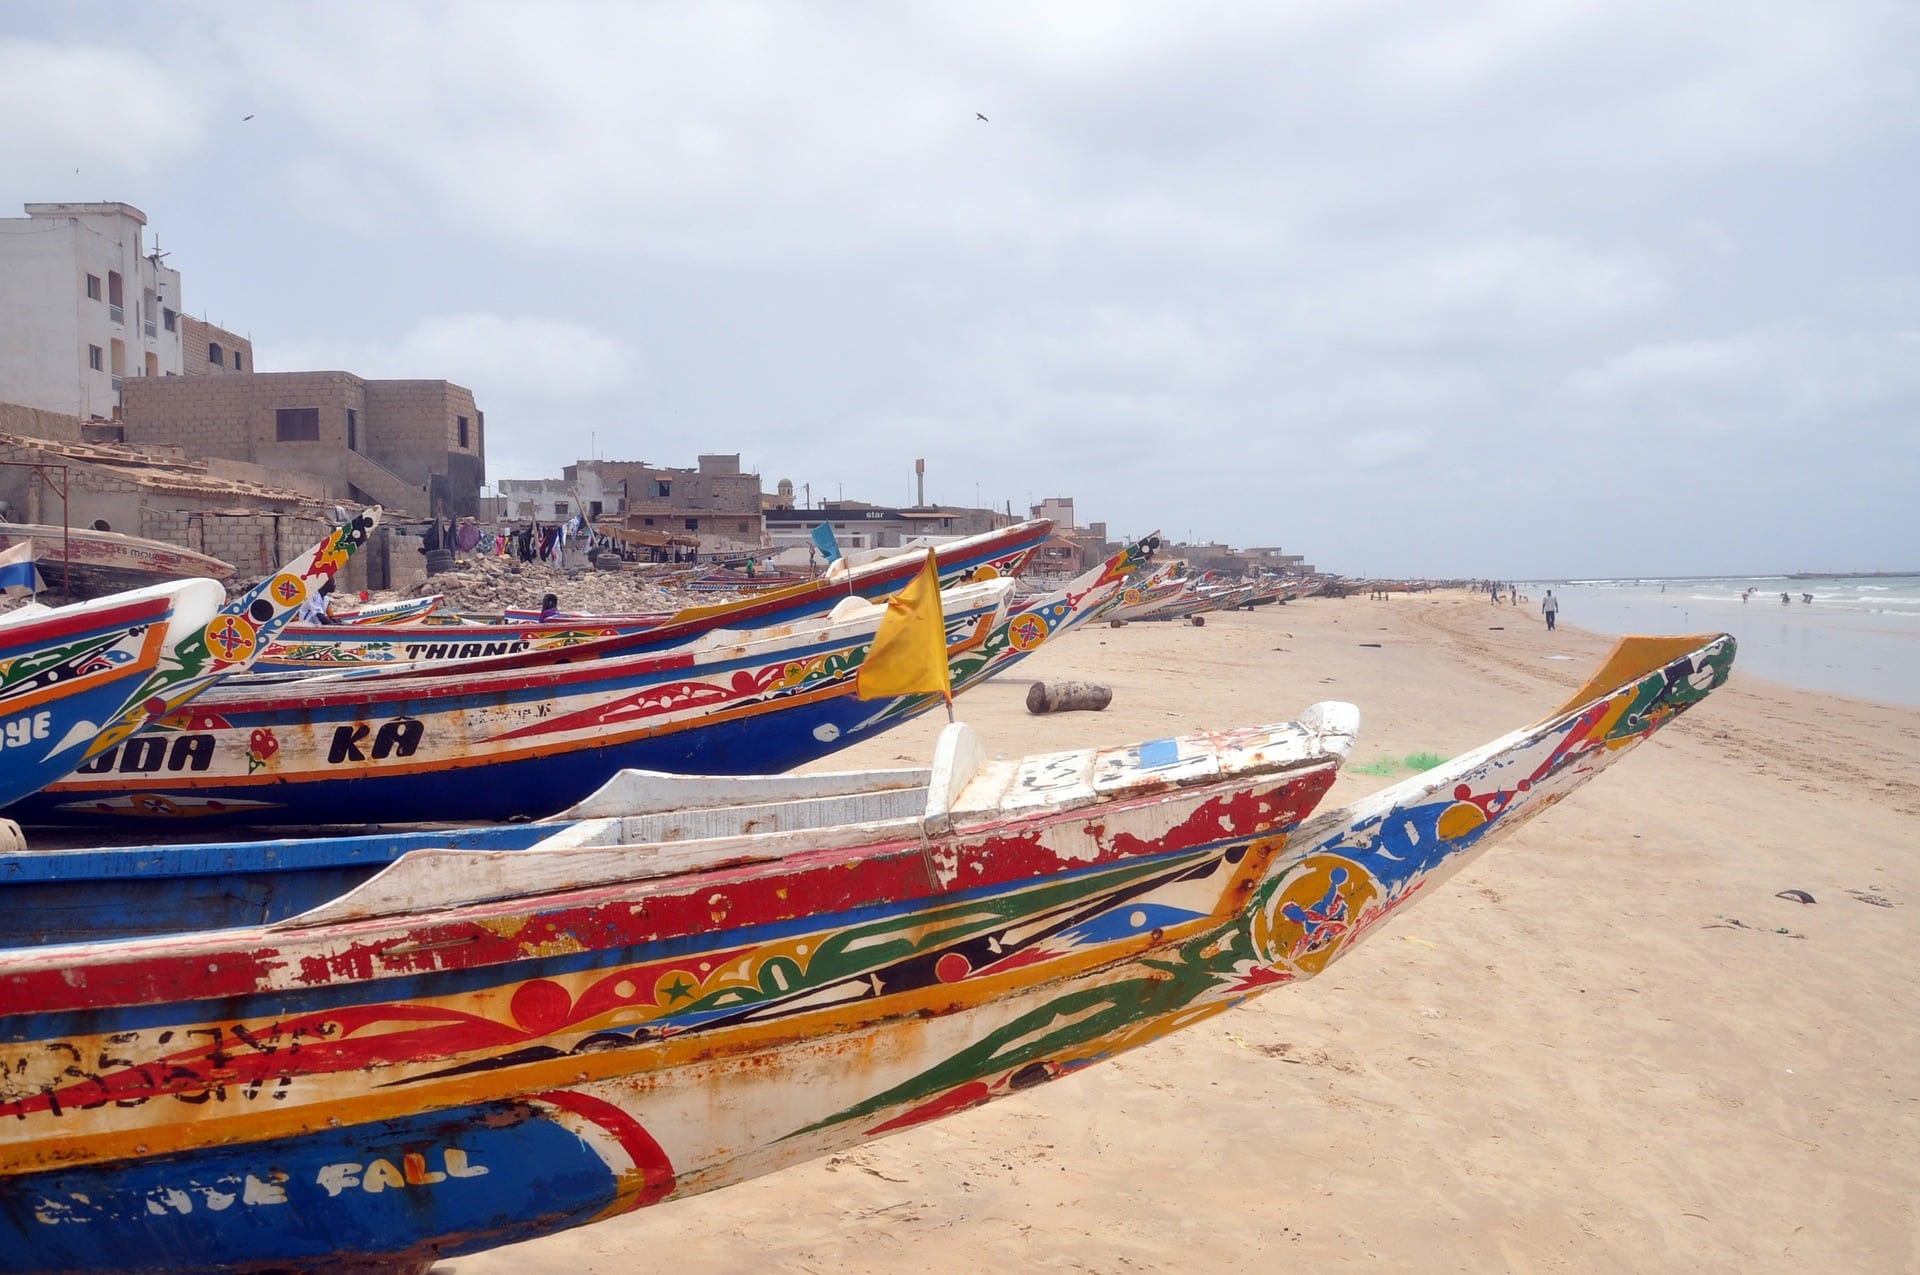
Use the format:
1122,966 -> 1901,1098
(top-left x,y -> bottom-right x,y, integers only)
0,526 -> 232,601
251,520 -> 1053,673
0,510 -> 380,813
0,634 -> 1734,1272
331,595 -> 442,625
8,582 -> 1013,826
0,716 -> 1355,1271
0,587 -> 185,808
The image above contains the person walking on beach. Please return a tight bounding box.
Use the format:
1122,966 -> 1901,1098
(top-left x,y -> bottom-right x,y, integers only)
1542,589 -> 1559,632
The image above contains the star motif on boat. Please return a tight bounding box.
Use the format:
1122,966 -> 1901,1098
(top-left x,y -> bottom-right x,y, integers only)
660,974 -> 696,1002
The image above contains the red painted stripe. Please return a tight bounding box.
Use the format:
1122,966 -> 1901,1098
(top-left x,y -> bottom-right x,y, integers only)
0,769 -> 1333,1018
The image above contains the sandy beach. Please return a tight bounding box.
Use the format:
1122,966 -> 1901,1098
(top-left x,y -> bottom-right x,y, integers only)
445,591 -> 1919,1274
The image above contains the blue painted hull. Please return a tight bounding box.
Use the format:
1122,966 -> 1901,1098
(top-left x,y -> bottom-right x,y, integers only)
0,1097 -> 636,1272
8,589 -> 1009,828
15,693 -> 929,827
0,824 -> 561,948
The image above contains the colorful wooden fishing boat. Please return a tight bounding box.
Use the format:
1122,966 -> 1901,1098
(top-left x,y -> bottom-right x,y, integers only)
0,524 -> 234,600
0,581 -> 214,811
251,519 -> 1053,673
1094,564 -> 1186,622
7,578 -> 1015,827
864,533 -> 1158,730
1108,574 -> 1210,623
330,595 -> 442,625
0,511 -> 380,818
0,632 -> 1734,1273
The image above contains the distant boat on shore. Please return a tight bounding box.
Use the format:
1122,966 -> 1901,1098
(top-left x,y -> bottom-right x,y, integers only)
0,522 -> 233,598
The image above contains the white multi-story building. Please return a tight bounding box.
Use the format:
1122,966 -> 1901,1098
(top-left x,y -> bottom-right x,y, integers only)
0,202 -> 186,418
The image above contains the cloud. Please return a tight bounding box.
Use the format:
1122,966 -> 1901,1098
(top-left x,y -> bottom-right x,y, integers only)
1568,325 -> 1920,434
4,1 -> 1917,576
267,313 -> 632,399
1293,235 -> 1664,350
0,38 -> 204,183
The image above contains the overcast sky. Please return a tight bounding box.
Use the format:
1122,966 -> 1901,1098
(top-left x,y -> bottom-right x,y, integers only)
5,2 -> 1917,577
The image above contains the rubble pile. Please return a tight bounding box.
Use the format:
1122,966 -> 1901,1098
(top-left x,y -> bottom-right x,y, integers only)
367,552 -> 727,617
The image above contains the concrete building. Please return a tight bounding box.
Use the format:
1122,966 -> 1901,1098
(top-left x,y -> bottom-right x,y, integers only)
1179,542 -> 1316,578
763,500 -> 1012,559
606,454 -> 765,556
1241,546 -> 1314,574
179,316 -> 253,379
0,202 -> 187,419
1017,497 -> 1117,577
494,460 -> 624,524
120,371 -> 484,520
501,454 -> 767,557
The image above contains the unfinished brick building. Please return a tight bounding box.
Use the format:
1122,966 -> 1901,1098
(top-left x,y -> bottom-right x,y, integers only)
120,371 -> 484,521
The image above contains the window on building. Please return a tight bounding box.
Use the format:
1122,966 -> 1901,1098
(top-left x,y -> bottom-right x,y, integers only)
589,500 -> 603,517
232,351 -> 243,371
554,501 -> 568,517
209,343 -> 224,367
347,409 -> 358,452
456,415 -> 469,448
163,308 -> 176,332
644,517 -> 655,526
684,517 -> 698,531
275,407 -> 320,441
85,274 -> 102,301
88,344 -> 104,371
653,480 -> 672,498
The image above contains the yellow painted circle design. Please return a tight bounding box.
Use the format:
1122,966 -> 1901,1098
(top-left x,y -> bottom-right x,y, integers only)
1435,800 -> 1489,841
1007,612 -> 1051,651
268,574 -> 309,607
204,614 -> 258,664
1252,854 -> 1379,977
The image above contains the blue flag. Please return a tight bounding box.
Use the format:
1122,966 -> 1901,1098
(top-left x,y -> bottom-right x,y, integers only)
0,540 -> 45,596
809,522 -> 841,562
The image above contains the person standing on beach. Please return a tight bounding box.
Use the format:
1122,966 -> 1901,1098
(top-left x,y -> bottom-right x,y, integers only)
1542,590 -> 1559,631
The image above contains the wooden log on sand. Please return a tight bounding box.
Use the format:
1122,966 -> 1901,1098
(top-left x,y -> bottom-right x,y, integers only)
1027,680 -> 1113,714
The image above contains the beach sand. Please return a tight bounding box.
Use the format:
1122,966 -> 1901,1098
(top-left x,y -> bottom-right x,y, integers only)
444,591 -> 1919,1274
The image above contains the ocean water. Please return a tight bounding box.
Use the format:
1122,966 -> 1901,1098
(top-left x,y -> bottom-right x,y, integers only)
1518,575 -> 1920,707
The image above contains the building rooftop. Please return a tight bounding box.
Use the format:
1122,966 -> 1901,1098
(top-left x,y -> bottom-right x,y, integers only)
0,433 -> 322,506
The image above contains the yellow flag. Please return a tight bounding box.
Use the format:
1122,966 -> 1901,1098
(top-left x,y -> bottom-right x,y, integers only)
856,550 -> 951,702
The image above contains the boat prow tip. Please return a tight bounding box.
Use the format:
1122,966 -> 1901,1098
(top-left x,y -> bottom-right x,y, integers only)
1300,700 -> 1360,760
1548,632 -> 1736,720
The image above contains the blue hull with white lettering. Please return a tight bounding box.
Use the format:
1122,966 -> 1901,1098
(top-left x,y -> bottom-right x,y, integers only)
0,1097 -> 636,1273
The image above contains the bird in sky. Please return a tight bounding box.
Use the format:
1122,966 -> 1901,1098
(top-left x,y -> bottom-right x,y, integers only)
242,114 -> 254,121
976,112 -> 988,121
